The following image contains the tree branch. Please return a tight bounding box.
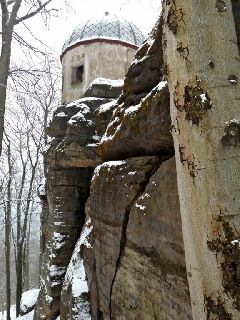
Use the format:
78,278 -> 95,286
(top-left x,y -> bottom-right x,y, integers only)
15,0 -> 53,25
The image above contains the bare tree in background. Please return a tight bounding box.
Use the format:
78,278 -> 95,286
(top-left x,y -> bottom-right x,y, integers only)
3,136 -> 13,320
0,0 -> 58,157
0,54 -> 60,317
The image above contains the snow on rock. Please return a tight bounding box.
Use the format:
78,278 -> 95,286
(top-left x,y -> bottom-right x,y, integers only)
231,240 -> 240,247
89,77 -> 123,87
79,217 -> 93,249
157,80 -> 168,91
61,219 -> 92,319
92,160 -> 126,180
98,99 -> 117,114
124,104 -> 140,116
84,77 -> 123,99
135,203 -> 146,211
64,222 -> 91,297
20,289 -> 40,314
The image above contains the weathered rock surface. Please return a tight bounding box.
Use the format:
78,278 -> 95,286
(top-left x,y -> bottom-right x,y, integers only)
85,156 -> 192,319
97,17 -> 174,161
86,156 -> 163,319
98,81 -> 173,160
95,100 -> 119,137
122,17 -> 164,100
34,168 -> 93,319
111,157 -> 192,319
45,142 -> 101,169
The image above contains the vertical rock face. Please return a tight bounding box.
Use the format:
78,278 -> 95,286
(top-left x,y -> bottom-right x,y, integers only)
86,157 -> 192,320
87,156 -> 163,319
111,157 -> 192,319
35,168 -> 93,319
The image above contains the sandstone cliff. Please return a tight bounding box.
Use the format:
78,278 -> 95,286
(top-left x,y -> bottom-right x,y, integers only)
35,16 -> 192,320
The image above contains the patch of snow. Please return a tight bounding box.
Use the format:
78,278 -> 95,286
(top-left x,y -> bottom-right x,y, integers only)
141,193 -> 150,199
93,160 -> 126,180
157,80 -> 168,91
54,221 -> 64,226
86,143 -> 98,147
51,281 -> 61,287
56,112 -> 68,118
103,160 -> 126,167
79,217 -> 93,249
63,224 -> 91,301
128,171 -> 136,176
229,78 -> 238,85
124,104 -> 140,116
68,113 -> 94,126
200,93 -> 207,103
20,289 -> 39,314
49,265 -> 65,278
38,178 -> 46,197
52,232 -> 66,251
231,240 -> 240,247
135,203 -> 146,211
46,295 -> 53,304
146,37 -> 154,47
80,97 -> 106,102
98,100 -> 117,114
92,134 -> 101,142
90,77 -> 123,87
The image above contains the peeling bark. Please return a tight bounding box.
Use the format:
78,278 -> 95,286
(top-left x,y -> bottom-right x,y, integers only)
163,0 -> 240,318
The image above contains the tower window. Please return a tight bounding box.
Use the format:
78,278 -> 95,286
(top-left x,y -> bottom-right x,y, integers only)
72,65 -> 84,85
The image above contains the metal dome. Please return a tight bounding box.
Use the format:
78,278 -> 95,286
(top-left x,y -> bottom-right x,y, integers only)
62,12 -> 145,53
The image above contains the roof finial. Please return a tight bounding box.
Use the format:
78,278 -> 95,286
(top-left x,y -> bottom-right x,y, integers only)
105,10 -> 109,16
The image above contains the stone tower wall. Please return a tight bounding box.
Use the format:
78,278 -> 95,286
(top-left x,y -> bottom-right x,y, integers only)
61,41 -> 136,104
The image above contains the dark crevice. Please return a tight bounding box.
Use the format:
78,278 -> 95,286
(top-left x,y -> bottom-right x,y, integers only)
108,157 -> 167,319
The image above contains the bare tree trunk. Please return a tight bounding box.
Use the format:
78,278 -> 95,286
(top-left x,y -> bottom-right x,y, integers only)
16,142 -> 39,316
163,1 -> 240,318
5,143 -> 12,320
0,42 -> 12,156
23,217 -> 31,291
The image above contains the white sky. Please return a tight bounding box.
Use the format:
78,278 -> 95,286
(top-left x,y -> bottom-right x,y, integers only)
15,0 -> 162,58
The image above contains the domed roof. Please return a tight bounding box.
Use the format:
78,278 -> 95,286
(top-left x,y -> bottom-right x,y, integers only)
62,12 -> 145,54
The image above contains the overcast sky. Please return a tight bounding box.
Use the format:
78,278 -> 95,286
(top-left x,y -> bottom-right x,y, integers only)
16,0 -> 162,58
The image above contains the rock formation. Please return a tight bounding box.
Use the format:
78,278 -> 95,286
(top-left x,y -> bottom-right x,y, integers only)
35,15 -> 193,320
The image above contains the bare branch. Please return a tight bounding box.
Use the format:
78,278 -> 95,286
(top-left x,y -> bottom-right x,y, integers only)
15,0 -> 54,25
